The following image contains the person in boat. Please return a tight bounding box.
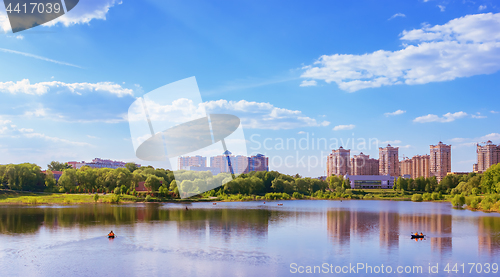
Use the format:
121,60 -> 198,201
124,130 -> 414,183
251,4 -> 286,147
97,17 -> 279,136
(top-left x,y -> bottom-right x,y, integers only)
420,232 -> 424,236
108,230 -> 115,237
415,232 -> 418,236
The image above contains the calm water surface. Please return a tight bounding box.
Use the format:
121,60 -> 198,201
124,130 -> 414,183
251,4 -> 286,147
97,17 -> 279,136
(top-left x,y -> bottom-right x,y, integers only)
1,200 -> 499,276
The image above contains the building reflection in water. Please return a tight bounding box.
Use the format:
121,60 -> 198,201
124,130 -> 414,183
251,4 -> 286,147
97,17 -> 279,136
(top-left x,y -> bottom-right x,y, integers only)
478,216 -> 500,255
327,209 -> 455,252
176,208 -> 270,242
379,211 -> 399,249
327,210 -> 398,249
327,210 -> 352,246
399,213 -> 452,252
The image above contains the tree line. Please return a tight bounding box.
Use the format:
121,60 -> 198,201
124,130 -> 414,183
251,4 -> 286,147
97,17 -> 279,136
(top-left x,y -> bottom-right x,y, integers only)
1,161 -> 500,198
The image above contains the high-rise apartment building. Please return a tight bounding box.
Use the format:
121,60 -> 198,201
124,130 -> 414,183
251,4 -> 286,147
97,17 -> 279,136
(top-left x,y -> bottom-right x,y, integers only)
350,153 -> 379,175
430,142 -> 451,182
178,155 -> 207,169
327,147 -> 351,176
210,151 -> 250,174
379,144 -> 399,176
401,155 -> 430,179
476,140 -> 500,173
248,154 -> 269,172
400,158 -> 412,177
412,155 -> 430,179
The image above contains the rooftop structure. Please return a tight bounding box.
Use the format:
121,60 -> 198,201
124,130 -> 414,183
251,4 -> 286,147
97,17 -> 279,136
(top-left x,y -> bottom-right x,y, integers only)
476,140 -> 500,173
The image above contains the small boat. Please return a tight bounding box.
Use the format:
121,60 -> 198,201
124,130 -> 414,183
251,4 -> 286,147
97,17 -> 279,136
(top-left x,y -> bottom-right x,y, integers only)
411,235 -> 425,239
108,235 -> 115,239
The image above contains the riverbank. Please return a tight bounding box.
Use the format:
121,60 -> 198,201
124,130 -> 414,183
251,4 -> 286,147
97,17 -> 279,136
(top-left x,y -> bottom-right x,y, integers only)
0,190 -> 214,204
1,189 -> 499,213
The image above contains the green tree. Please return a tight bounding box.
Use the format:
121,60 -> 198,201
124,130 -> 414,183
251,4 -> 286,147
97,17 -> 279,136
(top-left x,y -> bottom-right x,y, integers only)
45,170 -> 57,191
125,162 -> 139,173
58,169 -> 78,191
481,163 -> 500,193
47,161 -> 72,171
169,180 -> 177,191
144,175 -> 163,193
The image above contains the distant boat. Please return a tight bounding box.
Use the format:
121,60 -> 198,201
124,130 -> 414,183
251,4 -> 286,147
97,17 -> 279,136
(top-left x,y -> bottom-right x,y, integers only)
411,234 -> 425,239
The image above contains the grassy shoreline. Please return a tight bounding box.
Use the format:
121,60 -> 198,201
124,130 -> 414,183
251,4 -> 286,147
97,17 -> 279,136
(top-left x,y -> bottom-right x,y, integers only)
1,189 -> 498,213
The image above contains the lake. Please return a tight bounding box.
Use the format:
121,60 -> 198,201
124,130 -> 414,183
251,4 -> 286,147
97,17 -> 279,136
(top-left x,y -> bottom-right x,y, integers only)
1,200 -> 499,276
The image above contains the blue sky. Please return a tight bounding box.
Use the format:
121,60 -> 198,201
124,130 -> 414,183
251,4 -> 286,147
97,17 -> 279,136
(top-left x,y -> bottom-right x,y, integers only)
0,0 -> 499,176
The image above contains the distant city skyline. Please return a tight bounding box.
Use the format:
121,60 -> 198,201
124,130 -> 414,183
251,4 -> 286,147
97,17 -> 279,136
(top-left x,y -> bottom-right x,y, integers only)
0,0 -> 499,177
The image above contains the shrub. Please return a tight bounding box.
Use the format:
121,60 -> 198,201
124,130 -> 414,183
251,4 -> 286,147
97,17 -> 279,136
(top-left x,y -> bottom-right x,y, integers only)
292,192 -> 303,199
431,192 -> 440,200
110,194 -> 120,204
363,194 -> 374,200
264,192 -> 291,200
341,193 -> 351,199
422,193 -> 431,201
451,195 -> 465,208
481,196 -> 494,211
145,195 -> 152,202
93,193 -> 99,203
114,187 -> 121,195
411,194 -> 423,202
469,197 -> 481,209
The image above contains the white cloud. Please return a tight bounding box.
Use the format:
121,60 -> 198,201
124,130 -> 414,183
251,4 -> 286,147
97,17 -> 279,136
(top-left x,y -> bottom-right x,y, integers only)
413,111 -> 467,123
23,132 -> 92,147
378,140 -> 402,145
298,131 -> 306,134
450,133 -> 500,148
471,113 -> 487,119
333,124 -> 355,131
0,118 -> 11,125
129,98 -> 330,130
384,109 -> 406,116
0,79 -> 133,97
491,110 -> 499,114
204,100 -> 330,130
300,80 -> 317,87
86,135 -> 99,139
389,13 -> 406,20
0,120 -> 90,147
0,8 -> 10,33
301,13 -> 500,92
371,139 -> 410,149
437,5 -> 446,12
0,48 -> 81,68
479,5 -> 487,11
15,35 -> 23,40
0,0 -> 121,33
24,107 -> 51,118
